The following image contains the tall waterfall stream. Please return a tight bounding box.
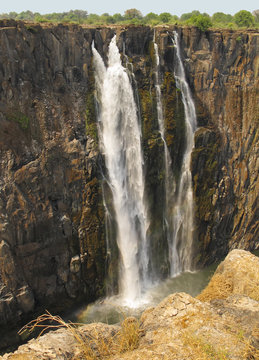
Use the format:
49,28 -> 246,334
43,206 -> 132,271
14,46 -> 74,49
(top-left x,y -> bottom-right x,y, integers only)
92,36 -> 149,306
170,31 -> 197,274
74,32 -> 201,322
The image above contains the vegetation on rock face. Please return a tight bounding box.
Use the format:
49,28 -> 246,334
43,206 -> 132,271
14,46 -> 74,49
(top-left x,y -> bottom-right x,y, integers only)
0,8 -> 258,29
6,111 -> 30,130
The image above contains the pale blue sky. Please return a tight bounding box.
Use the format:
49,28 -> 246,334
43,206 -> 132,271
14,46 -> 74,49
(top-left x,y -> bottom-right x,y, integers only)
1,0 -> 258,16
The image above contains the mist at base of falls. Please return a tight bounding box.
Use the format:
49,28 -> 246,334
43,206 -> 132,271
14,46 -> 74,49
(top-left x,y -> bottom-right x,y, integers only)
68,263 -> 218,325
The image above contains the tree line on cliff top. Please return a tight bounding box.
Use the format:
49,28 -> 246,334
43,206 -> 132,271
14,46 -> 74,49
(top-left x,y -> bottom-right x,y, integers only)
0,9 -> 258,30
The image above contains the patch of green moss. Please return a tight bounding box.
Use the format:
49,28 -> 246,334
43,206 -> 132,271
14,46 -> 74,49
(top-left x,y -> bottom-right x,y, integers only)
7,111 -> 30,130
25,25 -> 39,34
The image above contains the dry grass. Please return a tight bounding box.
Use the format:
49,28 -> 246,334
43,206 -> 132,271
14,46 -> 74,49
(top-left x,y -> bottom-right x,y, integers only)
182,331 -> 229,360
197,252 -> 259,303
234,326 -> 259,360
19,311 -> 141,360
115,317 -> 140,353
197,273 -> 233,302
197,272 -> 259,303
245,278 -> 259,302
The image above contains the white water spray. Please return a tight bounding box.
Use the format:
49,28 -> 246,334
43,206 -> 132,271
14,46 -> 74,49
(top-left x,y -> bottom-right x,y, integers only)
92,36 -> 149,306
153,40 -> 179,273
170,31 -> 197,274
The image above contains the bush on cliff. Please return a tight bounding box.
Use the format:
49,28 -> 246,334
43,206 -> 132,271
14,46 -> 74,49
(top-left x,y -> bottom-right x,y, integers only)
234,10 -> 254,27
190,14 -> 212,31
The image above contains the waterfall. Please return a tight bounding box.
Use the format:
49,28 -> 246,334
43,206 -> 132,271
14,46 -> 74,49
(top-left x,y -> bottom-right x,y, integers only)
153,40 -> 180,274
170,31 -> 197,274
92,36 -> 149,306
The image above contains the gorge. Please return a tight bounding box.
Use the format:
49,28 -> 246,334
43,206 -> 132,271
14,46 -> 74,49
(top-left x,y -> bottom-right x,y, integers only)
0,20 -> 258,350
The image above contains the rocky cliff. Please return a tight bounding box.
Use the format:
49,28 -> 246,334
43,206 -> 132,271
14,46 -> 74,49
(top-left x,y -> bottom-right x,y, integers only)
0,20 -> 258,347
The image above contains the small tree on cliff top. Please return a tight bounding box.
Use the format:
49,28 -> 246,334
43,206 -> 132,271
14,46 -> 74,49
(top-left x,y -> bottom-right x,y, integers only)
191,14 -> 212,31
159,12 -> 173,23
124,9 -> 143,19
234,10 -> 254,27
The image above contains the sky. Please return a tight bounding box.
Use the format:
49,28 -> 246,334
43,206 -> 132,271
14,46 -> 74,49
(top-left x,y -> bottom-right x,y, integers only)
0,0 -> 258,16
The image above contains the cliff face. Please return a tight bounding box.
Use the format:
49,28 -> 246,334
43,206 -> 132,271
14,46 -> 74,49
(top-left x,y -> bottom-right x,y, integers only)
180,27 -> 259,263
0,20 -> 258,343
0,21 -> 108,333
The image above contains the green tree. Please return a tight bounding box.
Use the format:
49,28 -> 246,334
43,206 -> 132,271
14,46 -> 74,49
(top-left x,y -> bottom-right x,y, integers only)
159,12 -> 172,23
71,10 -> 88,23
100,13 -> 115,24
112,13 -> 124,23
124,8 -> 142,20
16,10 -> 34,20
0,13 -> 9,19
192,14 -> 212,31
144,12 -> 159,23
234,10 -> 254,27
8,11 -> 18,19
86,14 -> 100,24
181,10 -> 200,21
212,12 -> 233,24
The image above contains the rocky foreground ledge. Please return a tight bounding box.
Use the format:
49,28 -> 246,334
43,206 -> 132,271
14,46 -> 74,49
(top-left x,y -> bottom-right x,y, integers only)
1,249 -> 259,360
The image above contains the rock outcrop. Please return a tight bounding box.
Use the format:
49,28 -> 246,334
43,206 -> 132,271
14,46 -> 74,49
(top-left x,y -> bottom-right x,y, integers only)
0,21 -> 258,346
1,250 -> 258,359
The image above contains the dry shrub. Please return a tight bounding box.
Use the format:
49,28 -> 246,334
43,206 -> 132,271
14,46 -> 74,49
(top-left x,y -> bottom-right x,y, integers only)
197,273 -> 233,302
197,269 -> 259,302
115,317 -> 140,353
19,311 -> 141,359
197,251 -> 259,303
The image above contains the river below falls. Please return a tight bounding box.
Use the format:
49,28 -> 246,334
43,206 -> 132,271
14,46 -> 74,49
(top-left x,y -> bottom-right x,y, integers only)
67,263 -> 218,325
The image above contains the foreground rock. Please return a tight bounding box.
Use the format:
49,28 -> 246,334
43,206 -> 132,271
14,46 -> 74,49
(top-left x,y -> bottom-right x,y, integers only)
198,249 -> 259,302
2,250 -> 258,360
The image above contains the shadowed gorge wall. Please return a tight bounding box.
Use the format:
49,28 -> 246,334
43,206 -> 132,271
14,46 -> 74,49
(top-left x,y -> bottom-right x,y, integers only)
0,20 -> 258,347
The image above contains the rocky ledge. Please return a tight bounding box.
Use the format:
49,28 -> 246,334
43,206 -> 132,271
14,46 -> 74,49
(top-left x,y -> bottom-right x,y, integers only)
1,249 -> 258,360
